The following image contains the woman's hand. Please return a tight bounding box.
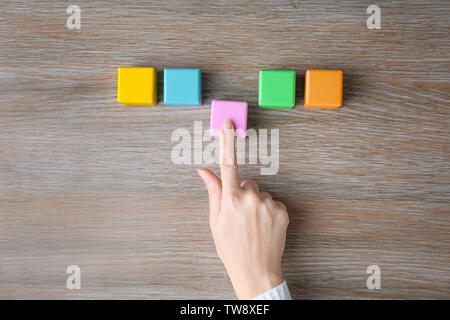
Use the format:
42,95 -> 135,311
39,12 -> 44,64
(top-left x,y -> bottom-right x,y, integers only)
198,119 -> 289,299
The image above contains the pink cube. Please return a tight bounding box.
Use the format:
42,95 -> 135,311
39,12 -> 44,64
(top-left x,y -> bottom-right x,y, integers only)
210,100 -> 248,138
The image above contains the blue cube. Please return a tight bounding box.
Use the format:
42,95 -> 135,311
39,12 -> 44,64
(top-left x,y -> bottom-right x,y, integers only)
164,68 -> 202,106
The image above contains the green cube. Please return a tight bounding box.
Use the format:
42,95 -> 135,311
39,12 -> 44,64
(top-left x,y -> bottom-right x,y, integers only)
258,70 -> 296,109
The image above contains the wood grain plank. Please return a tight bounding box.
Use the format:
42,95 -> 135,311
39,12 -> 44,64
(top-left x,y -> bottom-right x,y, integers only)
0,0 -> 449,299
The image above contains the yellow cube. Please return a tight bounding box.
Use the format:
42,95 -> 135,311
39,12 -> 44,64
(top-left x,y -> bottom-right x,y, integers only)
304,70 -> 343,109
117,67 -> 157,106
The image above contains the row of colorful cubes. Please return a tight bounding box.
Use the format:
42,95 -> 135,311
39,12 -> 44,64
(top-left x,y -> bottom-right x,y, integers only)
117,68 -> 343,109
117,67 -> 343,138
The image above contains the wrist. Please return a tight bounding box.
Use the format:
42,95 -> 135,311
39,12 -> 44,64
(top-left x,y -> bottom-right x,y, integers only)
229,270 -> 283,300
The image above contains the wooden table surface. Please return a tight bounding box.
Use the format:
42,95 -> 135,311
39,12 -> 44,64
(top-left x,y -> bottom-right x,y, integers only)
0,0 -> 449,299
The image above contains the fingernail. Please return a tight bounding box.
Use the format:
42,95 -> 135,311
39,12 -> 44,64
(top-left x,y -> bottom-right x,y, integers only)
197,169 -> 208,183
222,119 -> 234,130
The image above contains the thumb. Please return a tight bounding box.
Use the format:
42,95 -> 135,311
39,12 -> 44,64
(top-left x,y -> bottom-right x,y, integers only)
197,168 -> 222,217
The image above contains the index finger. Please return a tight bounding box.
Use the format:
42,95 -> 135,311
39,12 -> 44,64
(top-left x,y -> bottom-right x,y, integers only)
219,119 -> 240,191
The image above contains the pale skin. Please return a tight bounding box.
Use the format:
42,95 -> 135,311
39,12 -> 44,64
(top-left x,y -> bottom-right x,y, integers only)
197,119 -> 289,300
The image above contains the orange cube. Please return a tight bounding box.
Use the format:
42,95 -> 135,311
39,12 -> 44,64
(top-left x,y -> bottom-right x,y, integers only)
304,70 -> 343,109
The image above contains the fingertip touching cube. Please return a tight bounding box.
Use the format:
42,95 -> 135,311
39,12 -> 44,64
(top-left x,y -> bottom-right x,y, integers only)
164,68 -> 202,106
304,70 -> 343,109
210,100 -> 248,139
117,67 -> 157,106
258,70 -> 296,109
